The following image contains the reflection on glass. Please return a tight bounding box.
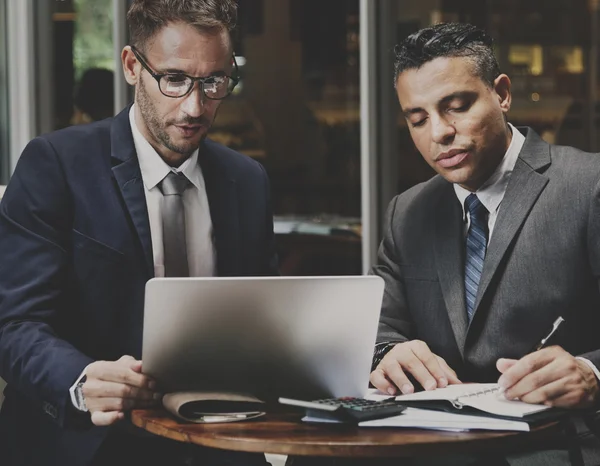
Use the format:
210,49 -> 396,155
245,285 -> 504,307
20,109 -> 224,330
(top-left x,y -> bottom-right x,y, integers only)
211,0 -> 362,275
213,0 -> 361,218
551,46 -> 584,74
0,0 -> 9,183
509,45 -> 543,76
73,0 -> 113,79
52,0 -> 114,128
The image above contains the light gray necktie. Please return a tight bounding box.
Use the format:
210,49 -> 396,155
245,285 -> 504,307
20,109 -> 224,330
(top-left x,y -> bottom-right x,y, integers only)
159,172 -> 191,277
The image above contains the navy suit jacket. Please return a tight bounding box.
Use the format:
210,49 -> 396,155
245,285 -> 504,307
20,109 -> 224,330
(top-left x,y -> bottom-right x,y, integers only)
0,106 -> 278,465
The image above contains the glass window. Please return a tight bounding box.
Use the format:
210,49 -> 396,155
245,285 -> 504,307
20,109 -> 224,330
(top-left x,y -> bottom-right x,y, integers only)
46,0 -> 115,130
388,0 -> 600,196
214,0 -> 362,275
0,0 -> 9,184
71,0 -> 114,125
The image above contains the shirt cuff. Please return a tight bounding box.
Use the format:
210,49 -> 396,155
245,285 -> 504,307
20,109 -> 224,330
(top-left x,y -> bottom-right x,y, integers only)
576,357 -> 600,381
68,366 -> 89,410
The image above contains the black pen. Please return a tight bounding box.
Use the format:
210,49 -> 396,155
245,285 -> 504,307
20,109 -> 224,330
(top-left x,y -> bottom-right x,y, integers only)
531,316 -> 565,352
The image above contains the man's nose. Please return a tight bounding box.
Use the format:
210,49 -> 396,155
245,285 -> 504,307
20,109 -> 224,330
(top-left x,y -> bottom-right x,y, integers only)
179,82 -> 206,117
430,114 -> 456,145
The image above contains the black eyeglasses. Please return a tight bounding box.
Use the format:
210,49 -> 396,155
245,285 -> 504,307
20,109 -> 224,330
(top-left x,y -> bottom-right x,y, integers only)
130,45 -> 239,100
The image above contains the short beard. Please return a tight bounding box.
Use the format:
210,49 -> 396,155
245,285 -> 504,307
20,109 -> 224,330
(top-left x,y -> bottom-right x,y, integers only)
136,77 -> 202,158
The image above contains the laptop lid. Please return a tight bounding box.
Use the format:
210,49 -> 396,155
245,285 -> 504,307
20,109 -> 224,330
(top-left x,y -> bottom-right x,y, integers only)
142,276 -> 384,400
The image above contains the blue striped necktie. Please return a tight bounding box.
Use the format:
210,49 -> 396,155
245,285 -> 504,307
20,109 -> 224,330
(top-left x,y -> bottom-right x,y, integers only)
464,194 -> 489,322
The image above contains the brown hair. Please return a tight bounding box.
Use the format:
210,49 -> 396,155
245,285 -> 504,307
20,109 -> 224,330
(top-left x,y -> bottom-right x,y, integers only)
127,0 -> 237,51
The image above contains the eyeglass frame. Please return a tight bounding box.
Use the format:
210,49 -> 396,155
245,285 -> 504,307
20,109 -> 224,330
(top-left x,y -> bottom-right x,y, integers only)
129,45 -> 240,100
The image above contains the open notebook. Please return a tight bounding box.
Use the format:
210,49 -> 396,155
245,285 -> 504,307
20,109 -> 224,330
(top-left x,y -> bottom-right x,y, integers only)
390,383 -> 552,419
351,384 -> 565,432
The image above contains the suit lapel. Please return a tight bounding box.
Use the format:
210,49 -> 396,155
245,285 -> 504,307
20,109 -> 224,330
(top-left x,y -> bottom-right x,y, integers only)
434,183 -> 469,355
198,142 -> 241,276
110,106 -> 154,278
471,128 -> 551,322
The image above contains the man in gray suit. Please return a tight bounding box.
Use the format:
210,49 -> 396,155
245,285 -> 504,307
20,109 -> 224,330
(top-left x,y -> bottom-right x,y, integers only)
366,22 -> 600,465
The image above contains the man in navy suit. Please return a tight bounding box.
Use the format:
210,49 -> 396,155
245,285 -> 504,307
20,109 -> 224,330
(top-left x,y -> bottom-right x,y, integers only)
0,1 -> 277,465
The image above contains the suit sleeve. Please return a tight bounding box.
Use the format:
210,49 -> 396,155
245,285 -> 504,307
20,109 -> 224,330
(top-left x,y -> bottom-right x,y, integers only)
580,175 -> 600,368
258,162 -> 279,276
0,137 -> 94,427
369,195 -> 411,344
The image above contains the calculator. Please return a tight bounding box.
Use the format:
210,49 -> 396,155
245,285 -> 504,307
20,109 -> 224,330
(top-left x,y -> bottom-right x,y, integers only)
278,396 -> 407,423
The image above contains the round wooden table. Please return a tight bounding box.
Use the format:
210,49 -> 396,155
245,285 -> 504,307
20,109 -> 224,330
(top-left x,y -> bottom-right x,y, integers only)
131,408 -> 569,459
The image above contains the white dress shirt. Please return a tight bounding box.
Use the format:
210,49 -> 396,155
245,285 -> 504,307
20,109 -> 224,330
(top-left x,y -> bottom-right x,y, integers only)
452,123 -> 600,380
453,123 -> 525,242
129,104 -> 215,278
69,105 -> 217,409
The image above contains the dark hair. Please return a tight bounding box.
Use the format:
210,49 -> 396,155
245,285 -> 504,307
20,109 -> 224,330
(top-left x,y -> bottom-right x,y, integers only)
127,0 -> 237,51
393,23 -> 500,88
74,68 -> 114,121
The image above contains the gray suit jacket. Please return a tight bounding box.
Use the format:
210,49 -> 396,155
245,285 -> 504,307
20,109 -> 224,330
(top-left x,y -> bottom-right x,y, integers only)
373,127 -> 600,383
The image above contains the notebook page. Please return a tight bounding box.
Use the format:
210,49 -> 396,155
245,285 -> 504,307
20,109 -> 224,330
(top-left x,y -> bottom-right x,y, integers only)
394,383 -> 499,402
360,407 -> 530,431
365,389 -> 395,401
393,383 -> 550,418
461,390 -> 550,418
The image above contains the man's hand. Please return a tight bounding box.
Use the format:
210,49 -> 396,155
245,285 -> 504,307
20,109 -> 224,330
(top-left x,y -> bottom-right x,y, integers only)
370,340 -> 461,395
497,346 -> 600,409
82,355 -> 162,426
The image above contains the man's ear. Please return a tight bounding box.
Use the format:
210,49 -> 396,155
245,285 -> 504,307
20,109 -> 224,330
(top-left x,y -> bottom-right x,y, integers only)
121,46 -> 139,86
493,74 -> 512,114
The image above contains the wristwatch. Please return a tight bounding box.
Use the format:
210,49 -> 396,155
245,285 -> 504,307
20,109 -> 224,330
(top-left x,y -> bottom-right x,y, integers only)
73,375 -> 88,412
371,342 -> 398,372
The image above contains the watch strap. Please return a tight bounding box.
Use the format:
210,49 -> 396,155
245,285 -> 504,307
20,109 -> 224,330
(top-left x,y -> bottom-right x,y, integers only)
371,342 -> 398,372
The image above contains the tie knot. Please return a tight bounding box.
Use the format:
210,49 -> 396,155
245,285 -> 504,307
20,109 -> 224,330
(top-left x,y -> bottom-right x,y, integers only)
465,193 -> 487,218
159,172 -> 190,196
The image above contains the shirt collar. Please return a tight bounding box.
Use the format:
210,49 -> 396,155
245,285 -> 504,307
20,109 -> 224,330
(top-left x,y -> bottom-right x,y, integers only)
454,122 -> 525,221
129,105 -> 203,191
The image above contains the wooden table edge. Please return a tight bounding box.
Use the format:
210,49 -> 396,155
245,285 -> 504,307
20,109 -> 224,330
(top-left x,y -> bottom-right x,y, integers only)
131,409 -> 566,458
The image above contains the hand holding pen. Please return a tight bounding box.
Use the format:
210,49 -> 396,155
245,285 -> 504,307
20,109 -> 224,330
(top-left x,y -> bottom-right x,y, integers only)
496,316 -> 600,408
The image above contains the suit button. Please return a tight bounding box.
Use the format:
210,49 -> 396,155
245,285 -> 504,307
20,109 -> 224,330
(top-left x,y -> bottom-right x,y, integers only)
42,401 -> 58,419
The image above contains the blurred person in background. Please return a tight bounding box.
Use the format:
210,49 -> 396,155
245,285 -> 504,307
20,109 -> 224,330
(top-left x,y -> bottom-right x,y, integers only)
71,68 -> 115,124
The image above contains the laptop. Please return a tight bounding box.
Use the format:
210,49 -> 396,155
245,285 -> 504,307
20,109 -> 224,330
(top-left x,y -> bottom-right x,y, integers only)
142,276 -> 384,401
